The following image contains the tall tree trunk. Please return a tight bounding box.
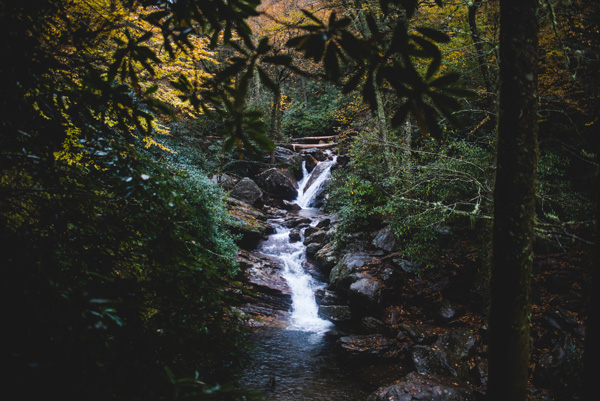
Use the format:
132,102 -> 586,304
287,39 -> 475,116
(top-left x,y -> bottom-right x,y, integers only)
467,0 -> 493,94
487,0 -> 539,400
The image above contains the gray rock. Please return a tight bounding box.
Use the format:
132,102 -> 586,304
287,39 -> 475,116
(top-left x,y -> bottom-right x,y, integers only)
314,244 -> 338,275
257,168 -> 298,200
305,242 -> 323,258
329,252 -> 380,290
289,227 -> 302,242
302,148 -> 327,161
318,305 -> 352,322
366,372 -> 475,401
303,229 -> 327,246
229,177 -> 263,206
411,329 -> 478,380
304,225 -> 320,238
210,173 -> 238,190
303,153 -> 318,173
315,289 -> 343,306
338,334 -> 401,360
349,276 -> 384,305
372,225 -> 400,253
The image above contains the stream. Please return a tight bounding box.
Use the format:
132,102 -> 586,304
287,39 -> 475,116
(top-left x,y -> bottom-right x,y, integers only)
239,155 -> 371,401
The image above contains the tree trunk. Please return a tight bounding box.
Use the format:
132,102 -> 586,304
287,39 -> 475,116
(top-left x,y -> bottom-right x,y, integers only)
487,0 -> 539,400
467,1 -> 493,93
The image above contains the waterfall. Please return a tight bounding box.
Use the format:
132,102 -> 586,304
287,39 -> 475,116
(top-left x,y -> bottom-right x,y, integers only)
258,156 -> 337,333
296,156 -> 337,209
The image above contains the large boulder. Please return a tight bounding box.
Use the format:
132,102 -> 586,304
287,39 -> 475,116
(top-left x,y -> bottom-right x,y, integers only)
302,148 -> 328,161
366,372 -> 476,401
229,177 -> 263,206
349,275 -> 384,307
235,250 -> 293,326
372,225 -> 400,253
303,229 -> 327,246
303,153 -> 318,173
411,329 -> 478,380
318,305 -> 352,323
256,168 -> 298,201
226,198 -> 272,249
270,147 -> 303,180
313,244 -> 338,275
329,252 -> 380,291
338,334 -> 401,360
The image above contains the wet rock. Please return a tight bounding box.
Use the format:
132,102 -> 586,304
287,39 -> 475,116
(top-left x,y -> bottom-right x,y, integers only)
289,227 -> 302,242
302,162 -> 330,192
314,244 -> 338,275
302,148 -> 328,161
318,305 -> 352,323
329,252 -> 380,291
305,242 -> 323,258
303,229 -> 327,246
281,215 -> 311,228
235,250 -> 292,326
303,153 -> 318,173
349,275 -> 384,306
229,177 -> 263,206
303,225 -> 320,238
316,218 -> 331,229
366,372 -> 475,401
315,289 -> 344,306
257,168 -> 298,200
338,334 -> 401,360
372,225 -> 400,253
282,200 -> 302,212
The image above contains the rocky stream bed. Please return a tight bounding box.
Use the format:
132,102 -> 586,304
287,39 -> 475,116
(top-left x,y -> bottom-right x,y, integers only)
216,146 -> 591,401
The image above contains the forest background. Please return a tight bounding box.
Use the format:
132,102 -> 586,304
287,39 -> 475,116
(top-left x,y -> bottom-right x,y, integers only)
1,0 -> 598,400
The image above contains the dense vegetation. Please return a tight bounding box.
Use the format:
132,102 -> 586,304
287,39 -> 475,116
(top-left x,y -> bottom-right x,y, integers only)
1,0 -> 597,400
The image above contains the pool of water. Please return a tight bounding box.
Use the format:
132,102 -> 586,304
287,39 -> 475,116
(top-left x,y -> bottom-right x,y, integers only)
239,327 -> 371,401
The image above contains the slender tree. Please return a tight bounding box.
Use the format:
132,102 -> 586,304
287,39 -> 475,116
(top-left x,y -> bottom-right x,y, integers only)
487,0 -> 539,400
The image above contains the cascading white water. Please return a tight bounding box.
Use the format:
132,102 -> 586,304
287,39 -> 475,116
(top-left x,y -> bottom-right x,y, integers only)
296,156 -> 337,209
258,155 -> 337,333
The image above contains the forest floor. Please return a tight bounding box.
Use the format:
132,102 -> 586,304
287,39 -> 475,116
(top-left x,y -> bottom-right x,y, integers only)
387,228 -> 593,399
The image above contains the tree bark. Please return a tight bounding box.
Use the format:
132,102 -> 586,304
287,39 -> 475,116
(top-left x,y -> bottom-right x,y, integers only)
487,0 -> 539,400
467,0 -> 493,93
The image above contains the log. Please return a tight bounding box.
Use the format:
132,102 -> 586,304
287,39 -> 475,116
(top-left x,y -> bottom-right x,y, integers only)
292,135 -> 340,142
278,143 -> 338,151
